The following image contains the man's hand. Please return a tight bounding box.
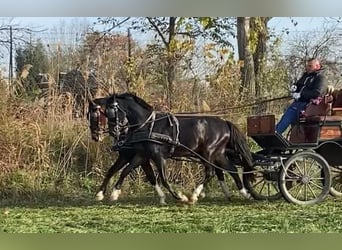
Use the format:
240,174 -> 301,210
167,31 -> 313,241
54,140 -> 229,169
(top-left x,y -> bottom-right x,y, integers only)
292,92 -> 301,100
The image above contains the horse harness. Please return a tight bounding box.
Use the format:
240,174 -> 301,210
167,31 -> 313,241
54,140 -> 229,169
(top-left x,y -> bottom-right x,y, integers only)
106,100 -> 180,156
88,104 -> 108,134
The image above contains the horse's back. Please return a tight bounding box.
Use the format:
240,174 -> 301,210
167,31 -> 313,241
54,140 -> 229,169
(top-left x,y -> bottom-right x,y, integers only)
176,116 -> 229,148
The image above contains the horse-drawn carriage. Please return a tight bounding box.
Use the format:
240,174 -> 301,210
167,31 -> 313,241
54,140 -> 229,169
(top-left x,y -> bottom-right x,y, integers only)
244,89 -> 342,205
88,90 -> 342,206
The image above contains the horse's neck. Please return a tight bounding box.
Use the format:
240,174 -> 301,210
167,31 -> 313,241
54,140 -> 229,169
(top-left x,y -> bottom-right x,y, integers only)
126,105 -> 154,130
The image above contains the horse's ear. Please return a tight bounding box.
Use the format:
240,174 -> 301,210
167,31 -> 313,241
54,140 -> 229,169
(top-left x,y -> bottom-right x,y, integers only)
87,93 -> 96,105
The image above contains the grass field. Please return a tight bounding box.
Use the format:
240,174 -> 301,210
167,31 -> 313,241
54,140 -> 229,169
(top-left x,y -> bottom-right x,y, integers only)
1,192 -> 342,233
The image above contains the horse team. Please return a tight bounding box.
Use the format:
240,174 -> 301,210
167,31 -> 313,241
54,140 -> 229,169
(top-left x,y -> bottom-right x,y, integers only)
88,93 -> 256,205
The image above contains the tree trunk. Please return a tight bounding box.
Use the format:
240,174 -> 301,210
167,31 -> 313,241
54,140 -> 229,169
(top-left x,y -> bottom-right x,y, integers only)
166,17 -> 176,110
237,17 -> 255,96
251,17 -> 271,97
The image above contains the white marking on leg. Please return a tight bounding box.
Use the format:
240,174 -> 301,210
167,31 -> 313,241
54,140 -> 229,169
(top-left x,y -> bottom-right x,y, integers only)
191,184 -> 204,203
199,190 -> 206,198
239,187 -> 252,199
109,188 -> 122,201
155,184 -> 166,205
177,192 -> 189,202
95,191 -> 104,201
219,181 -> 231,199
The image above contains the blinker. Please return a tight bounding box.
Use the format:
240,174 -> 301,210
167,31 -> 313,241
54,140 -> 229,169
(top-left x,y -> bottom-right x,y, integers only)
106,102 -> 118,120
106,107 -> 115,119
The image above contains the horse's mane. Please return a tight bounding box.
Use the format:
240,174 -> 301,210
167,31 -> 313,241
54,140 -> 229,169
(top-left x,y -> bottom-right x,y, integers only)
91,97 -> 109,106
112,92 -> 153,111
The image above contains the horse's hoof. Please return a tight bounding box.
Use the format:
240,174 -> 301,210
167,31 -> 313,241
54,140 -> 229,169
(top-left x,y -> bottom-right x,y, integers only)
224,193 -> 232,200
109,195 -> 118,202
178,192 -> 189,203
95,191 -> 104,201
189,193 -> 199,204
187,197 -> 197,206
160,200 -> 167,205
199,192 -> 206,199
109,189 -> 121,202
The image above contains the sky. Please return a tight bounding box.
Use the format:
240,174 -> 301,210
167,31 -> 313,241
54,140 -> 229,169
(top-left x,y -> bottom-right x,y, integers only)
7,17 -> 335,32
1,17 -> 340,74
5,17 -> 339,51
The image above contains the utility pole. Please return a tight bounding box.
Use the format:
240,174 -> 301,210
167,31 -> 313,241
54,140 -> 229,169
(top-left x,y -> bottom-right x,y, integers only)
126,28 -> 132,90
9,25 -> 13,94
127,27 -> 132,58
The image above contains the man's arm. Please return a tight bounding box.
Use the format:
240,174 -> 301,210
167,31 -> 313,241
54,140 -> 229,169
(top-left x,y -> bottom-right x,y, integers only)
301,74 -> 326,100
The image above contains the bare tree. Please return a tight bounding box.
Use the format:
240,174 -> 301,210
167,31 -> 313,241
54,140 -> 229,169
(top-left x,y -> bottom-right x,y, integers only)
285,23 -> 341,87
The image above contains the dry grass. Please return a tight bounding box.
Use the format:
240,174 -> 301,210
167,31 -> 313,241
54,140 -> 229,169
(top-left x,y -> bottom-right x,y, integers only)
0,61 -> 288,199
0,89 -> 114,198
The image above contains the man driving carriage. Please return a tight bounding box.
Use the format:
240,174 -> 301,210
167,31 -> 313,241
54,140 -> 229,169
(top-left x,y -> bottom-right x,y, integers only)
276,58 -> 327,134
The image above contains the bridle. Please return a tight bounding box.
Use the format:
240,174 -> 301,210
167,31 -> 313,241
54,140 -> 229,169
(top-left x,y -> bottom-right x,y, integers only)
105,98 -> 159,142
105,100 -> 129,141
88,104 -> 108,139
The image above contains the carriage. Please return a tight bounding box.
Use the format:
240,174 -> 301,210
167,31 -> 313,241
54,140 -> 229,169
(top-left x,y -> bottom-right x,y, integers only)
88,90 -> 342,206
244,89 -> 342,205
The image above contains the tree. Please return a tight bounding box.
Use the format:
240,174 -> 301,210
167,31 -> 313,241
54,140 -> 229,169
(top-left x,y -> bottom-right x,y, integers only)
95,17 -> 235,109
237,17 -> 272,97
285,23 -> 340,87
15,40 -> 49,97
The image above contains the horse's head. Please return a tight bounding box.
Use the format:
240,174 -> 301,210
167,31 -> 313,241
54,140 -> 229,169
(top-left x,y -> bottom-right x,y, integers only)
105,93 -> 154,139
105,94 -> 129,140
87,98 -> 108,142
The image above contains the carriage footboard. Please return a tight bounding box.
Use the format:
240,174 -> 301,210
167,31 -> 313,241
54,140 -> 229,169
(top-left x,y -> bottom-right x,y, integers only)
251,133 -> 290,151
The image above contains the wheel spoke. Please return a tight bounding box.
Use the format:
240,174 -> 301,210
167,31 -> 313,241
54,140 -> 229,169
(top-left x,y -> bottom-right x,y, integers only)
293,183 -> 305,200
286,169 -> 302,179
306,160 -> 316,176
257,181 -> 267,194
271,182 -> 279,191
308,179 -> 324,189
307,183 -> 319,199
294,161 -> 304,176
252,178 -> 265,189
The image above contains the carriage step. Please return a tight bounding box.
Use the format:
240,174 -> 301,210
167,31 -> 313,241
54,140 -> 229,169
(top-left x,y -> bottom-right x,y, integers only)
254,159 -> 277,166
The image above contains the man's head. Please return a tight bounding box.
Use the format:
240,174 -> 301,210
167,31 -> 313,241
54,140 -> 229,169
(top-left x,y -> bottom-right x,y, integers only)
305,58 -> 321,73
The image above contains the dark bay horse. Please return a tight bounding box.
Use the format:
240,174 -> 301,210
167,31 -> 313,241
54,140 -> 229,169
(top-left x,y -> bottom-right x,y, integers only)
103,92 -> 255,204
88,97 -> 167,204
88,97 -> 232,204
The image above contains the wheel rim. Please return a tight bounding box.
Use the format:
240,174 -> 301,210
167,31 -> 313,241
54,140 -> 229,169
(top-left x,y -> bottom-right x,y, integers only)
280,152 -> 330,205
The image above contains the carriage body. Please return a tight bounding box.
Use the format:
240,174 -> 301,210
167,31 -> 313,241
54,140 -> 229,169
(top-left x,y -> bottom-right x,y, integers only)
245,91 -> 342,205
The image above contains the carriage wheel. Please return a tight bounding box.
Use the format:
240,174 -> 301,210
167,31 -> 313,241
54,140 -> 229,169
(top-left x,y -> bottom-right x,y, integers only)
279,151 -> 331,205
330,167 -> 342,197
243,164 -> 283,201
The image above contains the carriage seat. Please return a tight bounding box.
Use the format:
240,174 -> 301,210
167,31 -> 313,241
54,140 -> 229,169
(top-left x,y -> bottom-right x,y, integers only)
331,88 -> 342,116
300,87 -> 342,123
289,87 -> 342,143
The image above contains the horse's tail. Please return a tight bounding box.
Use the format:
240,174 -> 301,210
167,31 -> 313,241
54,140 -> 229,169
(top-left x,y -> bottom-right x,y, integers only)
225,121 -> 254,177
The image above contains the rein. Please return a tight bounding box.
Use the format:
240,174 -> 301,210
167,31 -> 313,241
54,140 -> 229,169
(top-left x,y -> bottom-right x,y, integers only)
175,95 -> 291,116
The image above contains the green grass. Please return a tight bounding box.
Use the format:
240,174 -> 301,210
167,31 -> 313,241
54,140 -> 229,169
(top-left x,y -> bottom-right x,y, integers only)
1,194 -> 342,233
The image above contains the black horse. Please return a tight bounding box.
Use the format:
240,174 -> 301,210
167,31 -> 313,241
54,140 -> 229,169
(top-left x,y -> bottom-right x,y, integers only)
88,97 -> 232,204
88,97 -> 168,204
103,92 -> 255,204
